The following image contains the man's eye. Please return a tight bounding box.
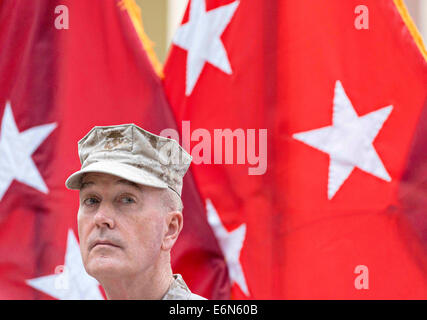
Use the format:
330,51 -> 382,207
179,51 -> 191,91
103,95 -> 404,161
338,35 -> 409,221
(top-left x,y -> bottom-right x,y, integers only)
83,198 -> 99,206
120,197 -> 135,204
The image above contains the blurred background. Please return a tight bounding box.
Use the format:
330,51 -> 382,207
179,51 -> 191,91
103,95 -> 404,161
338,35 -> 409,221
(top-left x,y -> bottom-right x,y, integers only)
136,0 -> 427,63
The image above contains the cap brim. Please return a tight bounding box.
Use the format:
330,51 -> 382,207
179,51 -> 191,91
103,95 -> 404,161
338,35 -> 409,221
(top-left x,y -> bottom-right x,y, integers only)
65,161 -> 169,190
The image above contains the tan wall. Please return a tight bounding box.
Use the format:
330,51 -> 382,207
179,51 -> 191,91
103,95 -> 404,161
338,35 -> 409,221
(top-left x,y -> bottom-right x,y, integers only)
405,0 -> 427,45
134,0 -> 168,62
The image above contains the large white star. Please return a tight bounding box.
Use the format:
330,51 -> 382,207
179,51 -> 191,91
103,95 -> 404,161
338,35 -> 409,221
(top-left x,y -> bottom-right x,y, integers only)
205,198 -> 249,296
0,101 -> 57,201
293,80 -> 393,199
27,229 -> 104,300
173,0 -> 239,95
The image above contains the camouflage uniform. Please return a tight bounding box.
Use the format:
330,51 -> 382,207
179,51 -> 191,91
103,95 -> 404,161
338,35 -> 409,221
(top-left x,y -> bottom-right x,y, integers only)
65,123 -> 192,197
162,274 -> 207,300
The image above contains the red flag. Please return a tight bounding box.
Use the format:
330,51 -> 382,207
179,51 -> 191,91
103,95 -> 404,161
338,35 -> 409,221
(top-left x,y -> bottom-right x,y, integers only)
0,0 -> 228,299
163,0 -> 427,298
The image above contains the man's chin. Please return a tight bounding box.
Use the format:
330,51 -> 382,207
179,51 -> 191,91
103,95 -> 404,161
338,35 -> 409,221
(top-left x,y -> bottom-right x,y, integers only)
85,256 -> 127,279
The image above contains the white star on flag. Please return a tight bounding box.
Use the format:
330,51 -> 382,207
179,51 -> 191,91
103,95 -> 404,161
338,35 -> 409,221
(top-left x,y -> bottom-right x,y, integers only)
293,80 -> 393,199
173,0 -> 239,95
27,229 -> 104,300
0,101 -> 57,201
205,198 -> 249,296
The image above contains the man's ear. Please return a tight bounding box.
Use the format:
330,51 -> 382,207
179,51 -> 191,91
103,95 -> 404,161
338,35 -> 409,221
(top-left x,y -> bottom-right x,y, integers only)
161,211 -> 183,251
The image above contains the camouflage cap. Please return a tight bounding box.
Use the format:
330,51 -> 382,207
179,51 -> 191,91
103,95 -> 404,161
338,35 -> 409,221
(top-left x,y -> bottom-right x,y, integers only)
65,124 -> 192,197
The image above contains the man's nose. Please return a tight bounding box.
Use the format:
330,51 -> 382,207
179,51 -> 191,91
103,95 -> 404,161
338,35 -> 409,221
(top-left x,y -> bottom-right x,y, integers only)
94,204 -> 115,229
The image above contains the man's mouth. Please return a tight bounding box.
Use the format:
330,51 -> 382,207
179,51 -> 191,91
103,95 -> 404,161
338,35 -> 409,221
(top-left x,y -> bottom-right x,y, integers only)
91,240 -> 121,250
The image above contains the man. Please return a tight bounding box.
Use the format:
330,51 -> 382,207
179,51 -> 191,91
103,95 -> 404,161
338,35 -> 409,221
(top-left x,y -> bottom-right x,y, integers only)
65,123 -> 206,300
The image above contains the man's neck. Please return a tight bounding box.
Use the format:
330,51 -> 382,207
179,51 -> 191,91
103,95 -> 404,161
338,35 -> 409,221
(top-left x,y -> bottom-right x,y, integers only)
99,262 -> 174,300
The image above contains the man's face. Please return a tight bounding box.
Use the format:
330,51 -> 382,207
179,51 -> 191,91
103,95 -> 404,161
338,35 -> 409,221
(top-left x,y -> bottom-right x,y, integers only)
77,172 -> 166,280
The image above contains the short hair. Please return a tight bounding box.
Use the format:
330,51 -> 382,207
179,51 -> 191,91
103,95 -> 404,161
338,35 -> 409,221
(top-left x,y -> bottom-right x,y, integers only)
160,188 -> 184,213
